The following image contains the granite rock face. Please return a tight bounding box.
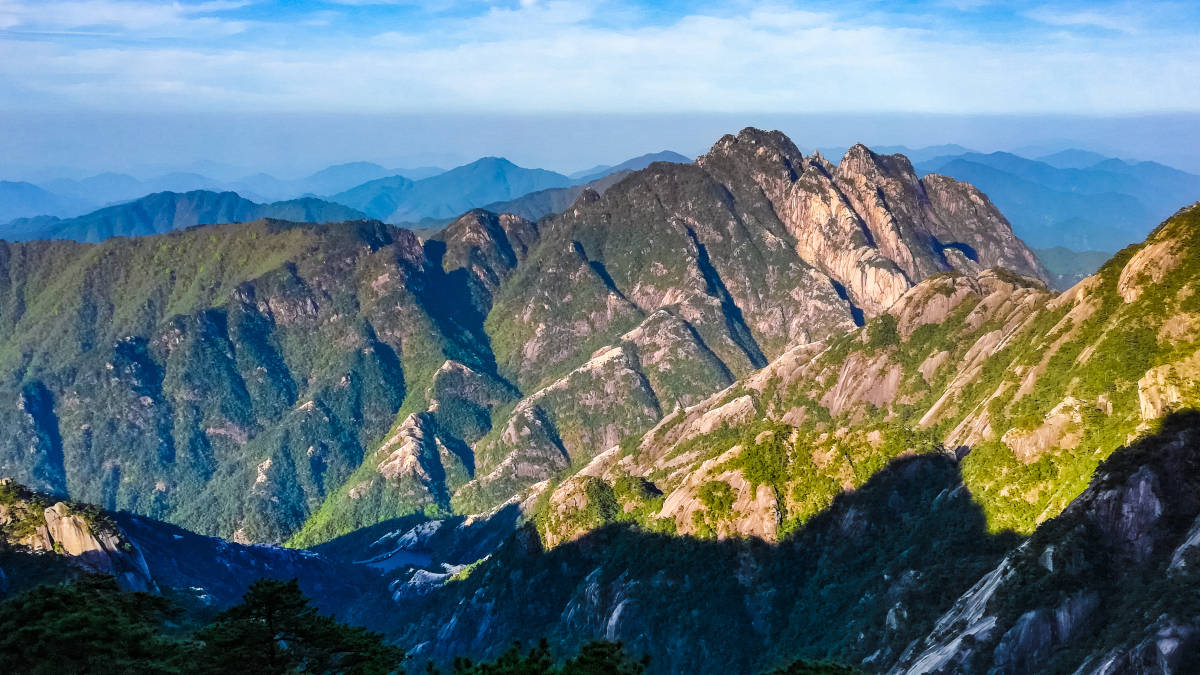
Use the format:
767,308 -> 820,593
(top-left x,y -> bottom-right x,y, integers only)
892,414 -> 1200,674
1,480 -> 154,592
0,129 -> 1052,547
446,129 -> 1049,521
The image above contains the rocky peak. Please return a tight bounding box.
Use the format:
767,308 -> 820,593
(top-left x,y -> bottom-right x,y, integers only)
0,479 -> 157,592
699,126 -> 811,183
836,144 -> 918,183
807,149 -> 834,174
431,209 -> 539,318
574,188 -> 602,206
436,210 -> 538,273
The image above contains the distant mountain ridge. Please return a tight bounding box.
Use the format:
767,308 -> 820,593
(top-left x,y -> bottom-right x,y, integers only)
0,181 -> 93,224
915,150 -> 1200,251
333,157 -> 573,223
478,169 -> 632,222
0,190 -> 369,242
568,150 -> 691,183
36,163 -> 446,207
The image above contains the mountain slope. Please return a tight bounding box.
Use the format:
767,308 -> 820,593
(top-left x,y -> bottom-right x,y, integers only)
364,201 -> 1200,674
557,200 -> 1200,545
332,157 -> 571,223
0,478 -> 384,625
0,218 -> 504,542
475,169 -> 632,222
0,190 -> 369,242
292,128 -> 1048,546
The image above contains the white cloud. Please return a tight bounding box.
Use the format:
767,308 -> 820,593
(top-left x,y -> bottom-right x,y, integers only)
0,1 -> 1197,115
1026,6 -> 1138,33
0,0 -> 252,36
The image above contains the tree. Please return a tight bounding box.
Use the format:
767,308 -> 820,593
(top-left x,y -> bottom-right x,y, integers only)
441,639 -> 554,674
560,641 -> 649,674
763,659 -> 861,674
427,640 -> 647,675
192,578 -> 402,675
0,574 -> 187,675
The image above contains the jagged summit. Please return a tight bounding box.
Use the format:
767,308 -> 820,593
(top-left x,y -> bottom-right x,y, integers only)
0,127 -> 1056,549
838,142 -> 919,179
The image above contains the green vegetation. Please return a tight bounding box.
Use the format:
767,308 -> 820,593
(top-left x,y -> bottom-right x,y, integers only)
192,578 -> 401,674
0,576 -> 396,675
763,661 -> 861,674
0,480 -> 50,539
0,575 -> 188,674
0,574 -> 677,675
430,639 -> 649,674
0,219 -> 489,544
690,479 -> 737,538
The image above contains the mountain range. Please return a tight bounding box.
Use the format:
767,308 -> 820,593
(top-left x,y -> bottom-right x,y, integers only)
568,150 -> 692,183
914,150 -> 1200,252
0,181 -> 94,224
30,163 -> 446,210
2,128 -> 1200,673
1,152 -> 690,242
0,190 -> 369,242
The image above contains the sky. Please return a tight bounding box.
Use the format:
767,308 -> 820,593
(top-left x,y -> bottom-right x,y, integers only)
1,0 -> 1199,176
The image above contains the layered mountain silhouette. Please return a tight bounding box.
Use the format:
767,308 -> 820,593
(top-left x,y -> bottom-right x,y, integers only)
0,181 -> 93,224
568,150 -> 692,183
0,190 -> 368,242
31,163 -> 447,208
332,157 -> 573,223
916,150 -> 1200,252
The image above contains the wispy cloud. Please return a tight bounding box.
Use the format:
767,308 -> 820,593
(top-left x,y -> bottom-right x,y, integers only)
1026,6 -> 1138,33
0,0 -> 1197,114
0,0 -> 254,37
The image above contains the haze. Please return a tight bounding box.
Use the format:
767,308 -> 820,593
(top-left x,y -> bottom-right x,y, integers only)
2,0 -> 1200,176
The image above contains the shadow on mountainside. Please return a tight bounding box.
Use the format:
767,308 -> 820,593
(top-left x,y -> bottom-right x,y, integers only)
8,413 -> 1200,673
384,450 -> 1019,674
380,411 -> 1200,674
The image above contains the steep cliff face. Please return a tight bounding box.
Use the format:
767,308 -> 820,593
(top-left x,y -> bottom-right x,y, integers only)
0,129 -> 1053,547
892,412 -> 1200,674
0,478 -> 385,626
0,479 -> 155,592
442,128 -> 1049,523
487,130 -> 1047,396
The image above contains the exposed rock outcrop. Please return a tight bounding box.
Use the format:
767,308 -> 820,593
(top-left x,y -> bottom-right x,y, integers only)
1,480 -> 155,592
893,413 -> 1200,673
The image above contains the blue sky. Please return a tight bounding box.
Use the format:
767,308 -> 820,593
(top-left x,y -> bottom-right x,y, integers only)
1,1 -> 1199,176
2,0 -> 1199,115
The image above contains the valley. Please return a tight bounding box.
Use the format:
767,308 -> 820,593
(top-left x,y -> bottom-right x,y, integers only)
2,128 -> 1199,673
